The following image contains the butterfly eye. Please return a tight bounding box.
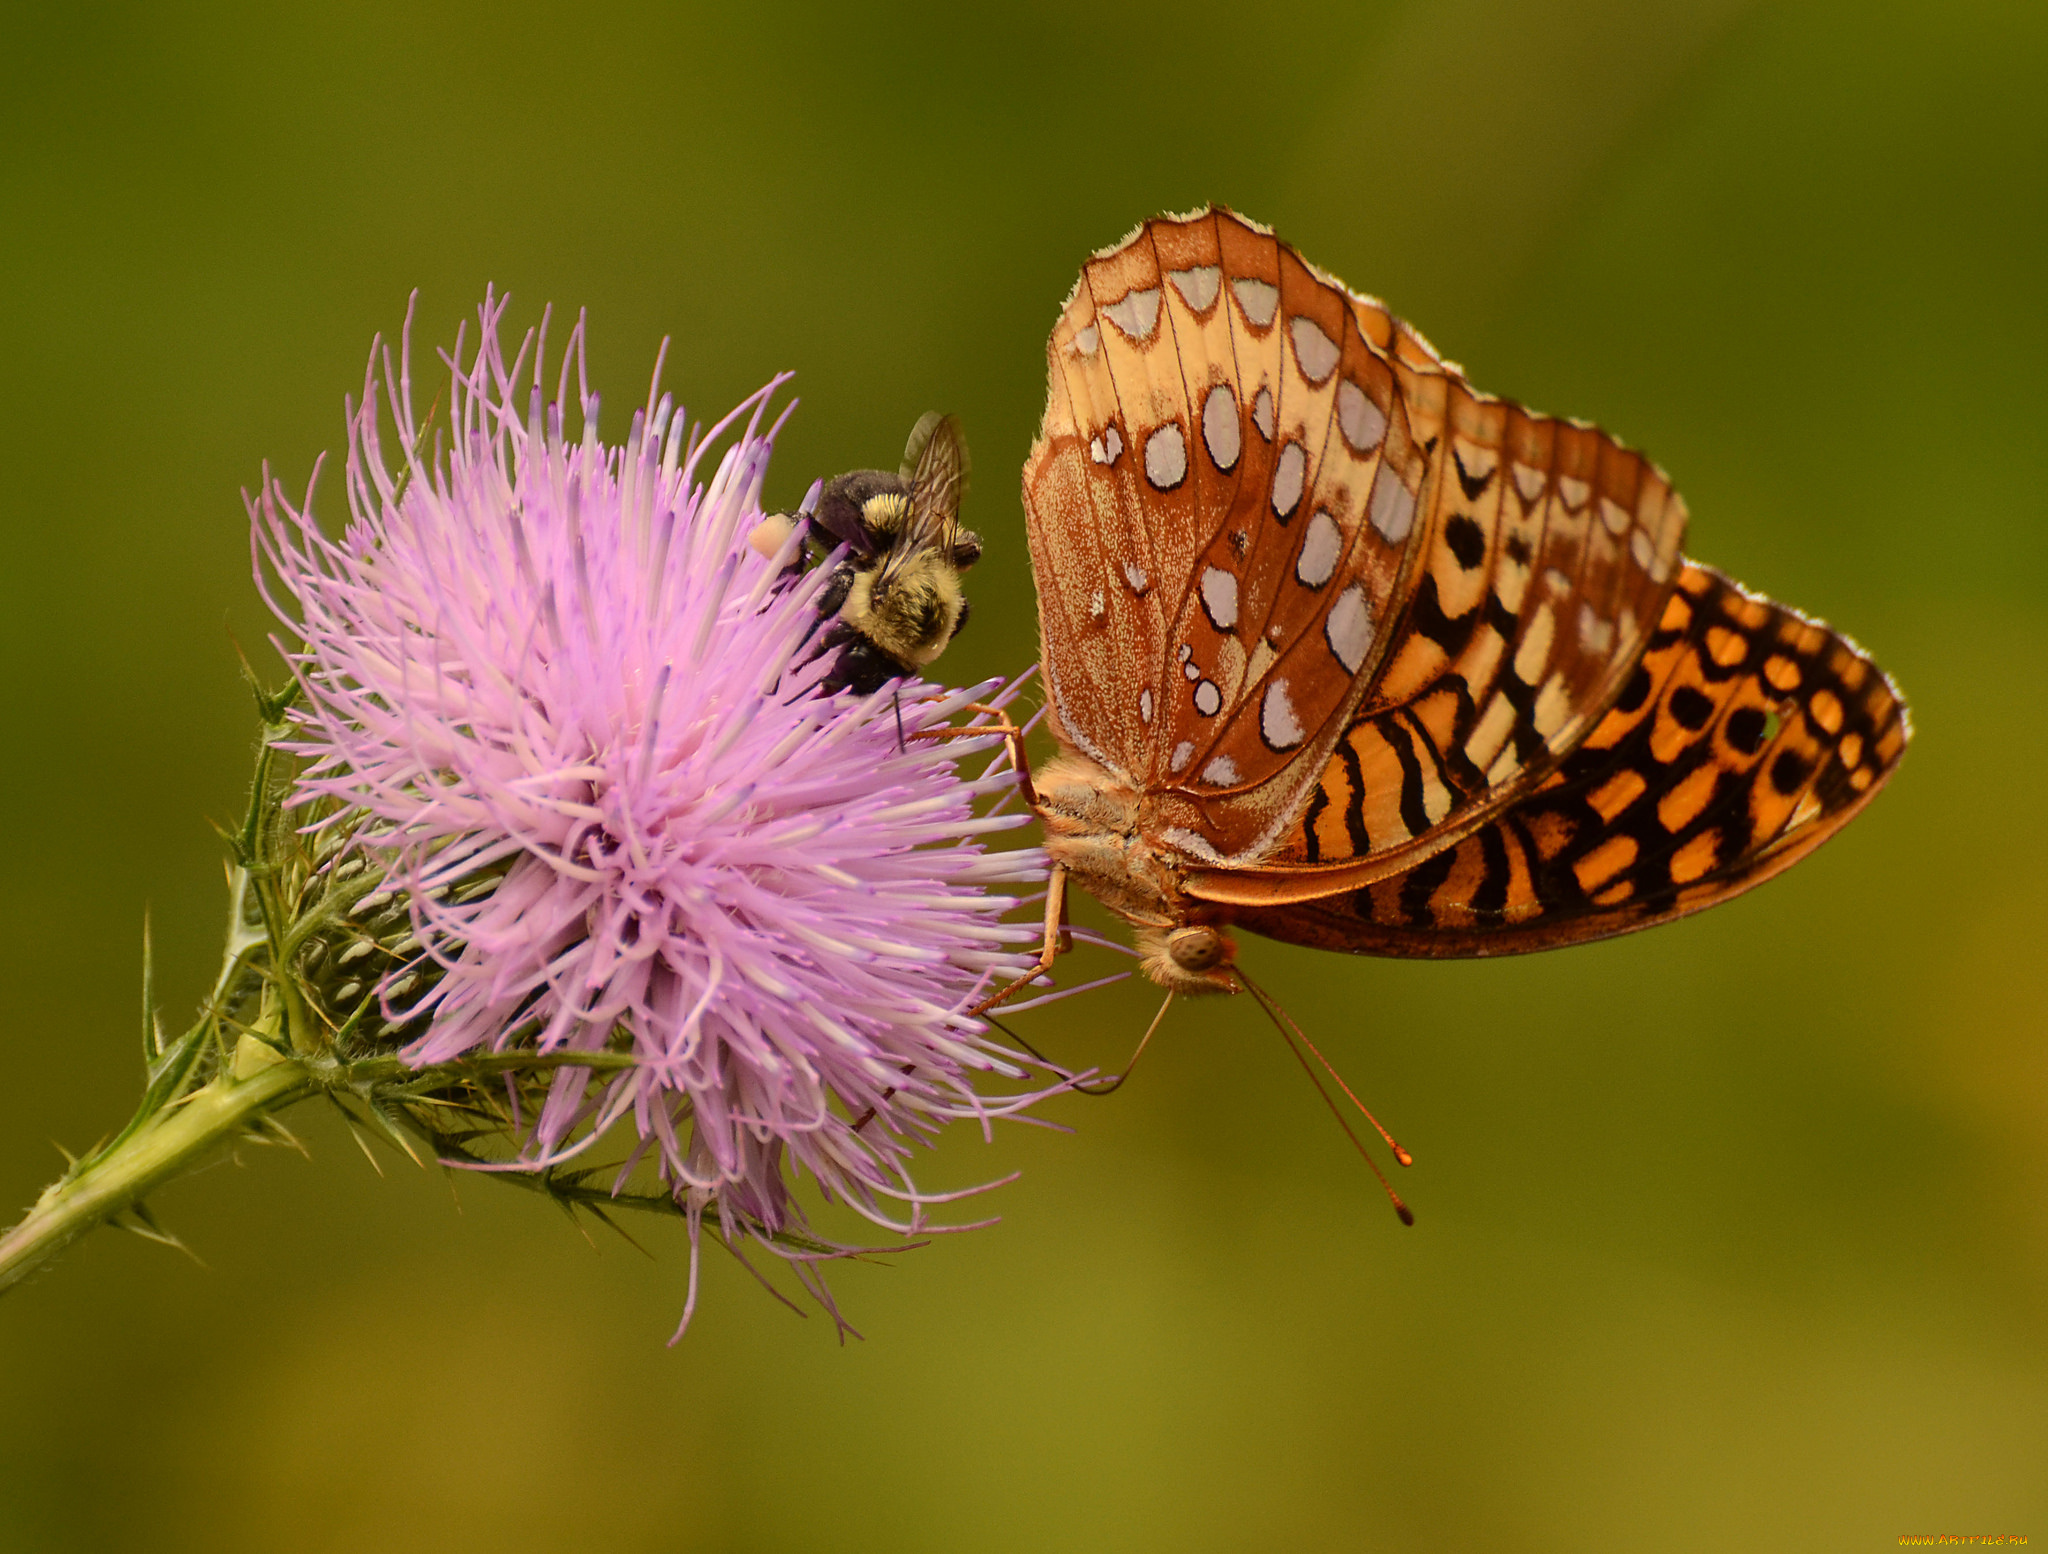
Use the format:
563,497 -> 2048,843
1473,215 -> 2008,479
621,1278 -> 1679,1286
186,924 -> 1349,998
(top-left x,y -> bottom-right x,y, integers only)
1166,926 -> 1229,974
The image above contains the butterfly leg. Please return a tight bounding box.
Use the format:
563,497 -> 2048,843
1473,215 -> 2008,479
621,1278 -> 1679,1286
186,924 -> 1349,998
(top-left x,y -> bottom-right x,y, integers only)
966,864 -> 1069,1020
848,866 -> 1068,1136
909,702 -> 1040,809
904,701 -> 1060,1017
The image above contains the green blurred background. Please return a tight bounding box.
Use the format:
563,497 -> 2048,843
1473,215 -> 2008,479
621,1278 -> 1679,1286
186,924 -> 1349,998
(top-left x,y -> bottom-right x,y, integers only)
2,1 -> 2042,1549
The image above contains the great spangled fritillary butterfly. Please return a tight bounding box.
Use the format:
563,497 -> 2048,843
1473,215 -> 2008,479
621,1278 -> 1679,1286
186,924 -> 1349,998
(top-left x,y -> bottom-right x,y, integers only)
991,206 -> 1908,1008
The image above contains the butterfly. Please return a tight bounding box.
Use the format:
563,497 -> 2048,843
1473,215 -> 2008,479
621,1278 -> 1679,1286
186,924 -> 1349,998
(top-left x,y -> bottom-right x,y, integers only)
992,206 -> 1909,1017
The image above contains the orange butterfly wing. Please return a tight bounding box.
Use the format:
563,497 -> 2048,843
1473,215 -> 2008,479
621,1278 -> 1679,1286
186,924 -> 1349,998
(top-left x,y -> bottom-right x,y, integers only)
1024,207 -> 1907,957
1224,564 -> 1910,955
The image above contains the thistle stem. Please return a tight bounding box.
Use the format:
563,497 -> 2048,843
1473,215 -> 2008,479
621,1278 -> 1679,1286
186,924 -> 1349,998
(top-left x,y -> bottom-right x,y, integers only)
0,1041 -> 315,1295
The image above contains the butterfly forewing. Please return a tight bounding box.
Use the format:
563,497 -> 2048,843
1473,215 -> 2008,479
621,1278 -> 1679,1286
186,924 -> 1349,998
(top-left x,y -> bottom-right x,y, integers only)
1141,214 -> 1272,784
1028,208 -> 1690,883
1027,281 -> 1165,780
1225,564 -> 1908,955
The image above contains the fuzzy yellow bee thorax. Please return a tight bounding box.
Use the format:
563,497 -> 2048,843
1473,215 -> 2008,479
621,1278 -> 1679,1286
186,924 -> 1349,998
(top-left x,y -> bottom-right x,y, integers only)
838,553 -> 963,669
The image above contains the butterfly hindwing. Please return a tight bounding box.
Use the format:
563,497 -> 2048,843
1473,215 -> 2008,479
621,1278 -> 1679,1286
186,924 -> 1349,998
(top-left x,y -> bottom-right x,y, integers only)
1226,564 -> 1909,955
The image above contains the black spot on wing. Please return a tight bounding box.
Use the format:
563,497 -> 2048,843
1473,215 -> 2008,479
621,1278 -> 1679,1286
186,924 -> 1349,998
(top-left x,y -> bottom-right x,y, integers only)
1489,654 -> 1547,766
1483,591 -> 1519,641
1725,705 -> 1769,755
1301,783 -> 1329,864
1669,685 -> 1714,731
1381,716 -> 1433,840
1444,513 -> 1487,570
1615,665 -> 1654,714
1453,448 -> 1493,501
1398,846 -> 1459,926
1411,575 -> 1479,655
1472,824 -> 1511,918
1770,749 -> 1811,794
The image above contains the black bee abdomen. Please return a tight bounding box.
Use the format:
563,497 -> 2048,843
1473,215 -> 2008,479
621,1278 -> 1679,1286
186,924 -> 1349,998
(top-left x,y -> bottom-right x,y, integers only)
820,638 -> 903,697
948,598 -> 971,641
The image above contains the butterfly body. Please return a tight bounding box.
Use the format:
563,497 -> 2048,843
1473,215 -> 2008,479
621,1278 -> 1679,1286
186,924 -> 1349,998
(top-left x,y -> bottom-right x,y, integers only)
1035,746 -> 1240,993
1009,208 -> 1908,994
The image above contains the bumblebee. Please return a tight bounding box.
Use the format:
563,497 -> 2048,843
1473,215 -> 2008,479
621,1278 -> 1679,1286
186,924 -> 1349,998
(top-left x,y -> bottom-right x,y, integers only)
751,413 -> 982,695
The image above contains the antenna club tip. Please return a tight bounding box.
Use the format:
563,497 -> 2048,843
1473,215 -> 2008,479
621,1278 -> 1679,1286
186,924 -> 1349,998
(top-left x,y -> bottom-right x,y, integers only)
1392,1146 -> 1414,1167
1395,1203 -> 1415,1226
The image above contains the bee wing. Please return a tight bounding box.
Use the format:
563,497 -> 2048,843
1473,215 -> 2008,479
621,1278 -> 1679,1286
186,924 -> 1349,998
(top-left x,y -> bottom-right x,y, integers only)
897,413 -> 969,563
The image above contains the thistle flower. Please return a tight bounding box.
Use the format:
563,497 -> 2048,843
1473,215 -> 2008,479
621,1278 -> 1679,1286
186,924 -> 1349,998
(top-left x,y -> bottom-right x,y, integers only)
251,295 -> 1054,1329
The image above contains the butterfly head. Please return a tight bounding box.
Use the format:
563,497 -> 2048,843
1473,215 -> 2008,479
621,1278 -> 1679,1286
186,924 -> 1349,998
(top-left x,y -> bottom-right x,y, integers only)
1035,749 -> 1241,995
1133,921 -> 1240,997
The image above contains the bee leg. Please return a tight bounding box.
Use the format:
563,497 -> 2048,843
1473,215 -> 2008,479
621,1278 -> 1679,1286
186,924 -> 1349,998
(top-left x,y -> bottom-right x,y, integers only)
891,685 -> 905,751
815,558 -> 858,619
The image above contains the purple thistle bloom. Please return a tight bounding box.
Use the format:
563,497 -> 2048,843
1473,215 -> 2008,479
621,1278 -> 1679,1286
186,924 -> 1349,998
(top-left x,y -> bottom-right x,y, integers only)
251,294 -> 1055,1332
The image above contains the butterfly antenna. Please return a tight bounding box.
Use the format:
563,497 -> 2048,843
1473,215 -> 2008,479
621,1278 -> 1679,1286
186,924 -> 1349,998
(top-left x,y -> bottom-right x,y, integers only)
1235,970 -> 1414,1226
1235,966 -> 1413,1166
1072,989 -> 1174,1096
